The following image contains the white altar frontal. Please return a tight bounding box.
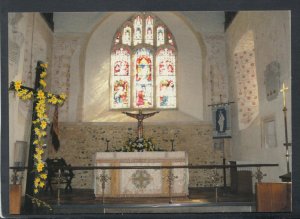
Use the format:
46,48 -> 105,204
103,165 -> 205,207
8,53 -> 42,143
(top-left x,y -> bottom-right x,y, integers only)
94,151 -> 189,197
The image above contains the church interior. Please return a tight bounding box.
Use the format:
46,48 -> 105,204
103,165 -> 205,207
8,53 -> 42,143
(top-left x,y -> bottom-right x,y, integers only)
7,11 -> 291,215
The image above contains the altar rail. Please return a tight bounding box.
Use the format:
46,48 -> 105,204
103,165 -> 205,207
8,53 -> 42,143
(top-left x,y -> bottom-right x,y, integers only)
10,163 -> 278,188
10,163 -> 279,171
10,163 -> 279,190
10,163 -> 279,207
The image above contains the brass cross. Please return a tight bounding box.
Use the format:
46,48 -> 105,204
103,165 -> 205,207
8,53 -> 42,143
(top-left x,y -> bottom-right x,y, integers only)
280,82 -> 288,108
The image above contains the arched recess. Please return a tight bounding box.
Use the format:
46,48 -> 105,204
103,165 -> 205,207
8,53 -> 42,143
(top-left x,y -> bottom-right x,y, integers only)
82,12 -> 205,122
233,30 -> 259,130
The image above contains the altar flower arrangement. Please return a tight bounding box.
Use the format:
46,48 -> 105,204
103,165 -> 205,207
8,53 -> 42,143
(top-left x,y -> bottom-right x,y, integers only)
10,62 -> 67,194
117,137 -> 164,152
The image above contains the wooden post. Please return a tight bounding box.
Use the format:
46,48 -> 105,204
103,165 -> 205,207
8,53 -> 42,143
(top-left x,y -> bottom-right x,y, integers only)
24,61 -> 43,212
9,184 -> 22,214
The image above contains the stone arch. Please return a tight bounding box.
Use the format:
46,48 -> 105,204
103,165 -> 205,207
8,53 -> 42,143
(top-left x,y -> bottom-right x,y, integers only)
233,30 -> 259,129
82,12 -> 206,122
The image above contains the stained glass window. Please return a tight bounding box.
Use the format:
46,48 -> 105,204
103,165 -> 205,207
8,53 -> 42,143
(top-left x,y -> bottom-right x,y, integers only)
133,48 -> 153,108
145,16 -> 154,45
157,26 -> 165,47
122,26 -> 132,46
114,32 -> 121,44
111,13 -> 177,109
167,33 -> 174,46
111,48 -> 130,108
156,48 -> 176,108
133,16 -> 143,46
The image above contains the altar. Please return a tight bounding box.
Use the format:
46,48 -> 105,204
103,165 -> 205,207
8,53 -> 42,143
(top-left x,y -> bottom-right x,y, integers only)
94,151 -> 189,197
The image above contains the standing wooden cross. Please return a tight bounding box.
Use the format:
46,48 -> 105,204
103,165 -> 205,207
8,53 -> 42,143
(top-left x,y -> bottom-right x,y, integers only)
9,61 -> 66,211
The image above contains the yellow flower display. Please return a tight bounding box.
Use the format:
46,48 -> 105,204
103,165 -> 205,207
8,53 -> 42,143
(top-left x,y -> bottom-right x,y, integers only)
40,71 -> 47,78
35,147 -> 44,155
34,153 -> 41,161
10,62 -> 67,195
34,177 -> 41,187
39,79 -> 46,88
37,90 -> 45,99
40,120 -> 47,129
34,128 -> 40,135
40,63 -> 48,68
48,96 -> 58,104
14,80 -> 22,91
24,91 -> 33,100
39,181 -> 45,188
59,93 -> 67,100
37,162 -> 44,172
16,89 -> 27,97
40,173 -> 47,180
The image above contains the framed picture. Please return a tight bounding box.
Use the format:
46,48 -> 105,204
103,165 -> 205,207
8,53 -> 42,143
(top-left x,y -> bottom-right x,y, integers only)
261,115 -> 277,148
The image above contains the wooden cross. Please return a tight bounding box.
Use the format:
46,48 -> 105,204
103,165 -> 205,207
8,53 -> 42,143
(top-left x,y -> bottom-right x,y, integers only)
280,82 -> 288,108
10,61 -> 66,211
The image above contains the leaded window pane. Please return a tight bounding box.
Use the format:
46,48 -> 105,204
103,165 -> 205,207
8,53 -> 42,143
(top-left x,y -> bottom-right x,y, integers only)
133,16 -> 143,46
133,48 -> 153,108
114,32 -> 121,44
167,33 -> 174,46
112,48 -> 130,76
156,48 -> 176,108
157,26 -> 165,46
112,78 -> 130,108
145,16 -> 154,45
110,14 -> 177,110
122,26 -> 132,46
111,48 -> 131,108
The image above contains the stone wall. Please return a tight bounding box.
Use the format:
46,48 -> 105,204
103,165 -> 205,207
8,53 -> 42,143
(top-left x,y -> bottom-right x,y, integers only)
48,122 -> 224,189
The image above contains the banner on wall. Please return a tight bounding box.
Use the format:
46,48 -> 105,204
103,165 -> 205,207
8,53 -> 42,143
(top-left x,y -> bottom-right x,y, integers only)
212,105 -> 232,139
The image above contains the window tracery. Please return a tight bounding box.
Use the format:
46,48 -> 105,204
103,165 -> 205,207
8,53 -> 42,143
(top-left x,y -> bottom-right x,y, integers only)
111,13 -> 177,109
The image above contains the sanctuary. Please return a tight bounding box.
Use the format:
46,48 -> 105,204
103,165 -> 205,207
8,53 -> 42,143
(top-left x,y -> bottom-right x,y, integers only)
6,10 -> 292,216
94,151 -> 189,197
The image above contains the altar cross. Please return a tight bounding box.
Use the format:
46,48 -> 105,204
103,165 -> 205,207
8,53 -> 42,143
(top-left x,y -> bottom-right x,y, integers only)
10,61 -> 66,211
123,109 -> 159,139
279,82 -> 291,175
280,82 -> 288,109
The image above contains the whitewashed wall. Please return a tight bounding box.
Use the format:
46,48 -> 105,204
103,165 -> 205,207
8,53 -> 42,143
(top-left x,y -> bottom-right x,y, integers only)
82,12 -> 204,122
8,13 -> 53,192
50,12 -> 227,123
226,11 -> 291,182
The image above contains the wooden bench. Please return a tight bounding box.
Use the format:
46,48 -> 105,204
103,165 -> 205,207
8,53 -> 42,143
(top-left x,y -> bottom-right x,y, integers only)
45,158 -> 74,193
